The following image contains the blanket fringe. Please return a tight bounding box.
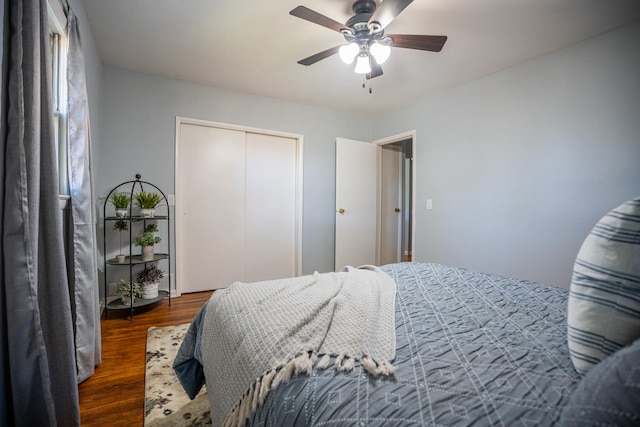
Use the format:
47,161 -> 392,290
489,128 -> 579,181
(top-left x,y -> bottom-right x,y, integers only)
361,355 -> 396,376
223,351 -> 394,427
316,353 -> 331,369
335,353 -> 355,372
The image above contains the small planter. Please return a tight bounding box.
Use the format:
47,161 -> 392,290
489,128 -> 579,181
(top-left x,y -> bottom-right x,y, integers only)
116,254 -> 126,264
137,265 -> 164,300
141,245 -> 154,262
134,191 -> 161,217
141,282 -> 159,299
116,279 -> 141,307
110,192 -> 131,218
135,225 -> 161,259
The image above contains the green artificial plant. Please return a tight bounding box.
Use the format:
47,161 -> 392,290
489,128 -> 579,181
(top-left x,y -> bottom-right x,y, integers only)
133,191 -> 162,209
109,192 -> 131,209
134,223 -> 161,247
116,279 -> 141,303
113,219 -> 129,253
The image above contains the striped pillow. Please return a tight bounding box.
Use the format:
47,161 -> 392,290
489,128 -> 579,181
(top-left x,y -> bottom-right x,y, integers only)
567,196 -> 640,375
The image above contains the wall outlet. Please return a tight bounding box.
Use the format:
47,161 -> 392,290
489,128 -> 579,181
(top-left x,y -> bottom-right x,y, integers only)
426,199 -> 433,210
167,194 -> 175,206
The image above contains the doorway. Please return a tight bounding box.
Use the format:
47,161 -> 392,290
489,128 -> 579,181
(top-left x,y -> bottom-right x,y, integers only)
377,134 -> 414,264
334,131 -> 415,270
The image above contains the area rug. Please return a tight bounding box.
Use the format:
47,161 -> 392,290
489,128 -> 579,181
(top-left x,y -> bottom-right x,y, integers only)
145,323 -> 211,426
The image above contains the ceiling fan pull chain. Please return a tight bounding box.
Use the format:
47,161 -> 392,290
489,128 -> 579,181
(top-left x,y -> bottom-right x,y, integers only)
361,75 -> 373,93
368,56 -> 372,93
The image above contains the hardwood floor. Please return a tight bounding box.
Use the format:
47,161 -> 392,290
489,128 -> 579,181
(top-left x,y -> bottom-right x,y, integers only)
79,291 -> 213,426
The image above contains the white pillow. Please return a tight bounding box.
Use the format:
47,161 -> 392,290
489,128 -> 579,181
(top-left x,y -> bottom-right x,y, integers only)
567,196 -> 640,375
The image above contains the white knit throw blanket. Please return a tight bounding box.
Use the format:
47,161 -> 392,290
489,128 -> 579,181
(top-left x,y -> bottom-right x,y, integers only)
200,265 -> 397,427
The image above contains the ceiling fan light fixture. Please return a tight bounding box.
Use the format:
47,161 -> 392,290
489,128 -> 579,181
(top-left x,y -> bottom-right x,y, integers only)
370,42 -> 391,64
354,54 -> 371,74
290,1 -> 448,80
338,42 -> 360,64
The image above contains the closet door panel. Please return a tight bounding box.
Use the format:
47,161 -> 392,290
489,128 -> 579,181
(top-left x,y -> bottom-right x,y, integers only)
245,133 -> 297,283
178,124 -> 246,291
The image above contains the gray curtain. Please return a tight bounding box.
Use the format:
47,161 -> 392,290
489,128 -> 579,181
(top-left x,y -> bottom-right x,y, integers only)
67,8 -> 101,384
1,0 -> 80,425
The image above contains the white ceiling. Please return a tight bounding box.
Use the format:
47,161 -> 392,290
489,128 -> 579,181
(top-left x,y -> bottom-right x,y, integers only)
82,0 -> 640,115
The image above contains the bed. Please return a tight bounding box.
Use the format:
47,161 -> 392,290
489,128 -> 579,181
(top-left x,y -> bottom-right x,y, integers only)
175,262 -> 584,426
174,196 -> 640,426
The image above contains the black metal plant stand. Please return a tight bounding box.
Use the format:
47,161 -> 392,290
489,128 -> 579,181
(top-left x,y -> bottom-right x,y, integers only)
102,174 -> 171,319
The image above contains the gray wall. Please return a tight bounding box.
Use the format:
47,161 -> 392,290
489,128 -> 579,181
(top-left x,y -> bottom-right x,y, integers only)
373,20 -> 640,288
98,67 -> 372,276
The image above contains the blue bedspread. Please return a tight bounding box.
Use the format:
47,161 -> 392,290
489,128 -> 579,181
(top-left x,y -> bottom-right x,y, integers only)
175,262 -> 580,426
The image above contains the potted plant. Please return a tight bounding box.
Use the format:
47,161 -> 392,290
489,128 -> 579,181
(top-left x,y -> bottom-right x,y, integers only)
136,265 -> 165,299
116,279 -> 141,306
135,223 -> 161,261
134,191 -> 162,218
113,219 -> 129,263
110,192 -> 131,217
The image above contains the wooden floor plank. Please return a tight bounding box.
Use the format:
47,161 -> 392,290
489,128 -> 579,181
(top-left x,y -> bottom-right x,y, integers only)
79,291 -> 213,426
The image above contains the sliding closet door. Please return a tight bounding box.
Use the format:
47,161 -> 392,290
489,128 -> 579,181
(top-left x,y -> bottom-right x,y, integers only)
178,124 -> 246,291
177,120 -> 300,293
245,133 -> 297,283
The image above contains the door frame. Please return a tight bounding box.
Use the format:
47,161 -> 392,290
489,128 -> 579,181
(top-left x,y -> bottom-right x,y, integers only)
174,116 -> 304,296
374,130 -> 416,263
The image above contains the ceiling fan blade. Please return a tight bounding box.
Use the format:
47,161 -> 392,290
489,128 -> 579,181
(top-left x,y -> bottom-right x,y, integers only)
290,6 -> 351,34
366,59 -> 383,80
388,34 -> 447,52
297,46 -> 341,66
368,0 -> 414,31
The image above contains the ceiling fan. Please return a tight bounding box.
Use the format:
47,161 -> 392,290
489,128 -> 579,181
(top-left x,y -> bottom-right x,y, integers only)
290,0 -> 447,80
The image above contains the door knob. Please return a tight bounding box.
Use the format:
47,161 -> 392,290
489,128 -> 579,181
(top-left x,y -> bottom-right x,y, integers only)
395,208 -> 401,213
337,208 -> 345,214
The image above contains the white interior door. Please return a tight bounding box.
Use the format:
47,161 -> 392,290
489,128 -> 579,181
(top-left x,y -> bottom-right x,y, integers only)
177,121 -> 300,293
380,145 -> 402,265
335,138 -> 378,270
